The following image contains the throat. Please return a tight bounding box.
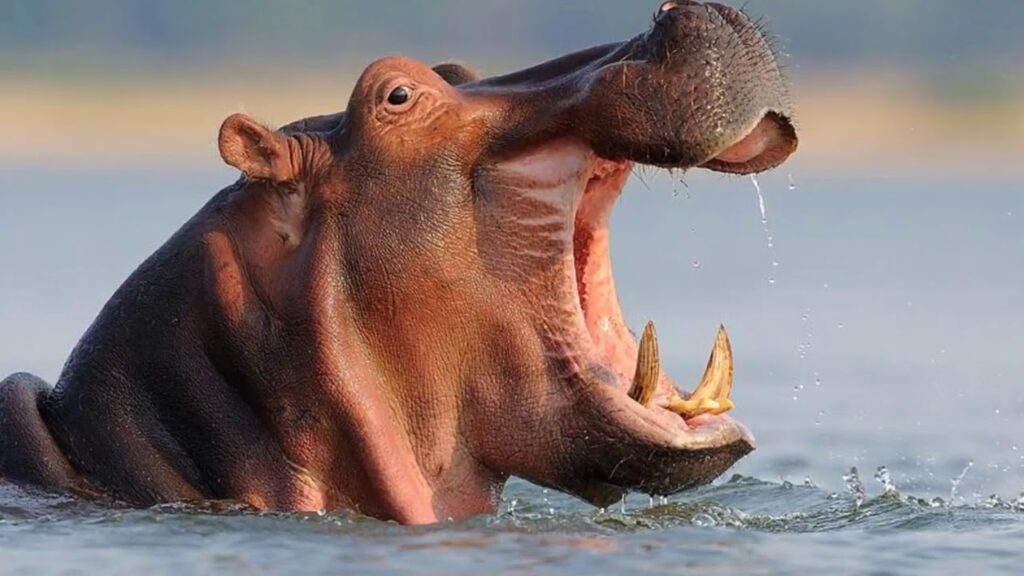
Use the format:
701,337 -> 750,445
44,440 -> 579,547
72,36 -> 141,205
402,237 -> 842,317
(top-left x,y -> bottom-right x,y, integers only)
572,161 -> 638,384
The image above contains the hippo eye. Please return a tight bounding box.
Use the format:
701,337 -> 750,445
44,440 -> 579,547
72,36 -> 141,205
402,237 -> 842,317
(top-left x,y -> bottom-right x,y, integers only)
387,86 -> 412,106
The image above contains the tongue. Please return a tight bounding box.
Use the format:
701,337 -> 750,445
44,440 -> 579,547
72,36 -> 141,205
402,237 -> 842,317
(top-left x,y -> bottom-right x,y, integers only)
712,116 -> 776,164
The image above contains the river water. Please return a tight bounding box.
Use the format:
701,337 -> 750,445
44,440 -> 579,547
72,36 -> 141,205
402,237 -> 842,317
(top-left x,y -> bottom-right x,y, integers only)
1,165 -> 1022,574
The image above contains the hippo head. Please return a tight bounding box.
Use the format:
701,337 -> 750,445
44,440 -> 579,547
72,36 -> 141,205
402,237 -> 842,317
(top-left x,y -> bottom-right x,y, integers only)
215,1 -> 796,522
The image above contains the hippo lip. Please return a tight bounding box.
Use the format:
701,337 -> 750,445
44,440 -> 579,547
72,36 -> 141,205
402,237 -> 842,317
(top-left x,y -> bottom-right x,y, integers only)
702,111 -> 799,175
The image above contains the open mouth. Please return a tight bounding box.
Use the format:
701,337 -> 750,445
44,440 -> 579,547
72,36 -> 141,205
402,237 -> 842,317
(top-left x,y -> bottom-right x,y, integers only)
570,158 -> 748,444
559,111 -> 796,454
452,0 -> 800,501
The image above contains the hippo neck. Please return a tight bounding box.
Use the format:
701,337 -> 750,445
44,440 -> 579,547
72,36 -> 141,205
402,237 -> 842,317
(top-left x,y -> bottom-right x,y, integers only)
35,183 -> 503,523
207,181 -> 514,522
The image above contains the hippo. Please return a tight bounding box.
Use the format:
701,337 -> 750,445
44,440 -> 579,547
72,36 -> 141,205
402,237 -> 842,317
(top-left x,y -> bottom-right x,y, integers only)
0,1 -> 797,524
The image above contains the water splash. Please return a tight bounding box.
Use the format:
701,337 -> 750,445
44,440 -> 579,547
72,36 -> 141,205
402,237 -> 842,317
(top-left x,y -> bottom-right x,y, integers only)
691,512 -> 717,527
874,466 -> 898,496
950,460 -> 975,504
986,494 -> 1005,509
843,467 -> 866,509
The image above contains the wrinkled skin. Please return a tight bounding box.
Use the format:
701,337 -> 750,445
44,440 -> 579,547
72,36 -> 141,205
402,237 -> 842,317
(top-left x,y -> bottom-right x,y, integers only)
0,1 -> 797,524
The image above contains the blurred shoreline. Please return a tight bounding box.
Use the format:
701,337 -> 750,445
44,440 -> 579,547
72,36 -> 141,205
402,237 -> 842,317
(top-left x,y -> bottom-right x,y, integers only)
2,68 -> 1022,178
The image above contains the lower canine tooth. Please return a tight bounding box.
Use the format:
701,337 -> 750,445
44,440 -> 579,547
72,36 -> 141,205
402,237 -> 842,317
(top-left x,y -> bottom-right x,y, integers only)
668,325 -> 736,418
627,321 -> 660,407
691,325 -> 733,404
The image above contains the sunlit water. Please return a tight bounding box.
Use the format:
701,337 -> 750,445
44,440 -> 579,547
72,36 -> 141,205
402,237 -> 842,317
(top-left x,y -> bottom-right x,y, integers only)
1,165 -> 1022,574
2,477 -> 1022,575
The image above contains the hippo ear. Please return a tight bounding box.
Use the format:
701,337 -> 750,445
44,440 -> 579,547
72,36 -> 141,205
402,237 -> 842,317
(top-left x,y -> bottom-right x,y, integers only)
218,113 -> 295,183
433,62 -> 480,86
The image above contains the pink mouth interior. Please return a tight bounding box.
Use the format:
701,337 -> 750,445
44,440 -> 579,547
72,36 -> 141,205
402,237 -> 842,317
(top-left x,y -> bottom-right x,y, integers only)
492,137 -> 748,437
571,159 -> 703,428
704,112 -> 798,174
713,116 -> 777,164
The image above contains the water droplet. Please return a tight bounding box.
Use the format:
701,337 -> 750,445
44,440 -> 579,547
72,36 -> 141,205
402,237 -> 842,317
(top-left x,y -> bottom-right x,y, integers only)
692,260 -> 701,269
837,323 -> 845,330
751,175 -> 781,281
787,173 -> 797,191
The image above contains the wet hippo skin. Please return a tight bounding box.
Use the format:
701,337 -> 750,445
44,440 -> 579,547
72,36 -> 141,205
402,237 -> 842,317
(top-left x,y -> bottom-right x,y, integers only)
0,2 -> 797,524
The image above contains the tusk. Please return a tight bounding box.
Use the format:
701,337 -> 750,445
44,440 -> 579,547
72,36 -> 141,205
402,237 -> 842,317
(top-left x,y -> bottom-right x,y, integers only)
627,321 -> 660,407
667,325 -> 735,418
691,325 -> 733,403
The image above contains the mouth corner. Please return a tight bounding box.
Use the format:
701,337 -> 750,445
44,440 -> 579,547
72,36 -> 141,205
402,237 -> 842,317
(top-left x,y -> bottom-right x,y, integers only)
701,111 -> 799,175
